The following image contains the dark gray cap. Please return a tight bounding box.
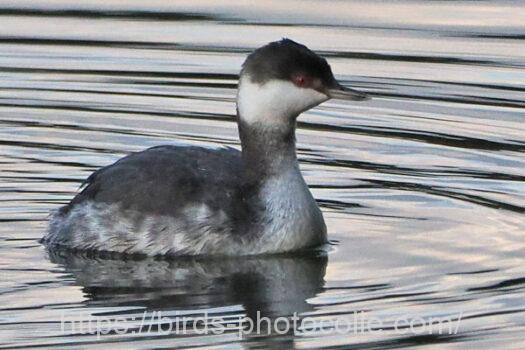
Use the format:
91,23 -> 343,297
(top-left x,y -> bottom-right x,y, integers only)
242,38 -> 334,86
241,38 -> 368,101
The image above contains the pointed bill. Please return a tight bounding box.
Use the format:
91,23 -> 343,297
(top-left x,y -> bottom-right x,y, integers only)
328,81 -> 369,101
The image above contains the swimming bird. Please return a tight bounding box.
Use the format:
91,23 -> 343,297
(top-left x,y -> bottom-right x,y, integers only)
42,39 -> 368,256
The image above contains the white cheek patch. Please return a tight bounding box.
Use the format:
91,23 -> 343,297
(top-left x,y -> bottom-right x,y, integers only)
237,75 -> 329,125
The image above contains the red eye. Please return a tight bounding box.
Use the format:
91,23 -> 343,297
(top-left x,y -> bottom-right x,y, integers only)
292,74 -> 309,87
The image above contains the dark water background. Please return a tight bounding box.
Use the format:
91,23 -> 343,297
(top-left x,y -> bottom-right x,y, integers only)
0,1 -> 524,348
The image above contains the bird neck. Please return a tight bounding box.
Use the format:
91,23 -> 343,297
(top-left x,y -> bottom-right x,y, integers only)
237,116 -> 299,185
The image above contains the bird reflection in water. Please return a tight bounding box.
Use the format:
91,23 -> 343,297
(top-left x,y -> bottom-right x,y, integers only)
47,249 -> 327,348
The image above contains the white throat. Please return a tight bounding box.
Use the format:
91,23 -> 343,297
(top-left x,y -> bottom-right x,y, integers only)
237,75 -> 328,126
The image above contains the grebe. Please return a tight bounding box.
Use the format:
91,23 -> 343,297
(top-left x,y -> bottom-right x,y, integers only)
43,39 -> 368,256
